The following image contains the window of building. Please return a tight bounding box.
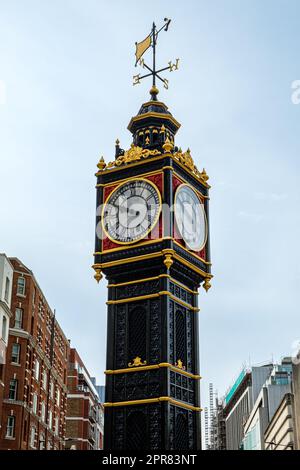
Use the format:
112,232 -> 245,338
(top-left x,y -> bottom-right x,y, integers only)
41,401 -> 46,422
11,343 -> 20,364
32,393 -> 38,414
34,359 -> 40,381
4,277 -> 10,302
15,308 -> 23,329
48,409 -> 53,430
17,277 -> 26,296
30,315 -> 34,335
1,315 -> 7,342
32,288 -> 36,305
8,379 -> 18,400
30,426 -> 36,449
6,416 -> 15,438
42,369 -> 47,390
39,432 -> 45,450
55,416 -> 59,436
56,388 -> 60,407
50,380 -> 54,399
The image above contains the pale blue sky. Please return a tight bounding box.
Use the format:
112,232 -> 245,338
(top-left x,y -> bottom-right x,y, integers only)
1,0 -> 300,420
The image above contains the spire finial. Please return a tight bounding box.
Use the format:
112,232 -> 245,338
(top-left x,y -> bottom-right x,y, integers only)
150,85 -> 159,101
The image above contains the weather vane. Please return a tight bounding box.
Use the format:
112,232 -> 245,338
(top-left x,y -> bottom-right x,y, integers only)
133,18 -> 179,99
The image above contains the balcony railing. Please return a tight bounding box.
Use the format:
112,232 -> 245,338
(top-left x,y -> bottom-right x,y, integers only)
89,409 -> 97,423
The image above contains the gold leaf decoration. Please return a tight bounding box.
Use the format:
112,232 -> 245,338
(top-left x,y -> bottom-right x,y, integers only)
107,144 -> 161,169
128,356 -> 147,367
175,359 -> 186,370
173,148 -> 210,186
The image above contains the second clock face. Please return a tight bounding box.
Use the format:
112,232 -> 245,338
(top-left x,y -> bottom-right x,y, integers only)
174,184 -> 207,252
102,179 -> 161,244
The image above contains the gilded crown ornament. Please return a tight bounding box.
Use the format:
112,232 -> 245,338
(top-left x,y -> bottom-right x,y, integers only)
173,148 -> 210,186
128,357 -> 147,368
175,359 -> 186,370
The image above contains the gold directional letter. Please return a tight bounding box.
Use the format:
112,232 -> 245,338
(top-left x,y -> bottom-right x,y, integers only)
133,74 -> 141,86
163,78 -> 169,90
169,58 -> 180,72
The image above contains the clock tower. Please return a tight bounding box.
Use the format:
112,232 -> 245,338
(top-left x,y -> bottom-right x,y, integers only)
93,20 -> 212,451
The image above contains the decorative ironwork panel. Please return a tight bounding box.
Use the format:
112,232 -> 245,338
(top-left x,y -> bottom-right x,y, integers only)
126,409 -> 147,450
175,308 -> 186,366
169,371 -> 195,405
169,299 -> 175,364
175,411 -> 189,450
128,305 -> 147,361
113,408 -> 125,449
169,281 -> 193,305
112,405 -> 162,450
149,299 -> 161,364
113,370 -> 160,402
186,310 -> 193,372
115,279 -> 160,300
188,410 -> 195,449
149,405 -> 161,450
115,305 -> 127,369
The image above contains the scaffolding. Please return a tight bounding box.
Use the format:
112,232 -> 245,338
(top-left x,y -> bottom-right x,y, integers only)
205,383 -> 226,450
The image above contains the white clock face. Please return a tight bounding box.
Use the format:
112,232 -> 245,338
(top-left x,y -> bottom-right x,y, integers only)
102,179 -> 161,244
174,184 -> 207,252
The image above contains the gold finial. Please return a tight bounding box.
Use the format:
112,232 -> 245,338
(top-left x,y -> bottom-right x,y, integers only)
200,168 -> 209,183
150,85 -> 159,99
203,277 -> 212,292
94,268 -> 103,283
163,253 -> 173,270
162,137 -> 174,153
160,124 -> 166,134
115,138 -> 120,145
97,156 -> 106,171
145,136 -> 150,145
128,357 -> 147,367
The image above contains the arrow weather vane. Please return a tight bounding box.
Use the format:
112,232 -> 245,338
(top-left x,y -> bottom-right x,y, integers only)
133,18 -> 179,99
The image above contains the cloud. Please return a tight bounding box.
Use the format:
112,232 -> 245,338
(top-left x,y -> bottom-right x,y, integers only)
237,210 -> 264,223
254,192 -> 288,201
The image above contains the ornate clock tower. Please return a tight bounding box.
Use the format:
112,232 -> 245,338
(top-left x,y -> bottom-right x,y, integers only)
93,20 -> 212,451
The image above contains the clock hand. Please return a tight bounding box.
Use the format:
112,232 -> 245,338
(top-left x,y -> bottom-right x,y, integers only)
118,205 -> 139,217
